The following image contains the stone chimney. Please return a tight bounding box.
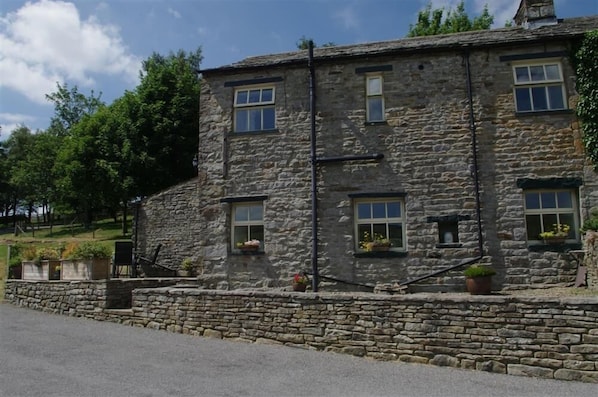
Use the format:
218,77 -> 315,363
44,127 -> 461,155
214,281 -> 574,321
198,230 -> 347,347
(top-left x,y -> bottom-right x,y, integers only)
514,0 -> 557,28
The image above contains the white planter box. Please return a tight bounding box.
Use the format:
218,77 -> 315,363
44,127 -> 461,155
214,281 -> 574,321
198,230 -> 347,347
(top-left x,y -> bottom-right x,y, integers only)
61,259 -> 110,280
22,260 -> 48,280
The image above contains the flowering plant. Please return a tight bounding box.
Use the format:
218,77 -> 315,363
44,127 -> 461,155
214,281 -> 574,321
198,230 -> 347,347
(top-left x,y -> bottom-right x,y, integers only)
539,223 -> 570,239
359,231 -> 391,251
236,239 -> 260,248
293,272 -> 309,285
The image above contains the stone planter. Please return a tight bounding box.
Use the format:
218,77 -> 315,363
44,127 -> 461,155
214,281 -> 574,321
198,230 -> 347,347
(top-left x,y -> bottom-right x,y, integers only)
543,236 -> 566,245
61,258 -> 110,280
22,260 -> 48,280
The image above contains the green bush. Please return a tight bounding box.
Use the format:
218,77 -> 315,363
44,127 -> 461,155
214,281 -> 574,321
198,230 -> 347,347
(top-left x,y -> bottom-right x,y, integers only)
67,241 -> 112,259
463,264 -> 496,278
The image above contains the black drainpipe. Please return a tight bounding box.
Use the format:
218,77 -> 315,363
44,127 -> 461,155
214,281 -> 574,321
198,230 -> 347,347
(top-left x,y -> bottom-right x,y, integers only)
398,49 -> 484,287
309,41 -> 319,292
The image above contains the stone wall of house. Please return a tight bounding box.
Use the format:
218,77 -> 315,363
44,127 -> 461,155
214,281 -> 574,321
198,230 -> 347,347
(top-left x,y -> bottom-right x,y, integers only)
5,283 -> 597,383
136,38 -> 598,292
585,232 -> 598,287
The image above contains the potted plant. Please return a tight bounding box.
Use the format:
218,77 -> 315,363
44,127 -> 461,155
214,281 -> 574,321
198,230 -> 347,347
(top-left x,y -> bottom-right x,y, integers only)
539,223 -> 570,245
178,258 -> 194,277
236,239 -> 261,253
463,264 -> 496,295
291,272 -> 309,292
20,245 -> 44,280
61,241 -> 112,280
359,232 -> 391,252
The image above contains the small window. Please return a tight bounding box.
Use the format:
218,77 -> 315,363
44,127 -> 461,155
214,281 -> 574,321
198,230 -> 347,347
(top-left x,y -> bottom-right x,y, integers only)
512,62 -> 566,113
354,198 -> 405,251
234,87 -> 275,132
438,221 -> 459,244
366,75 -> 385,122
232,202 -> 264,252
523,189 -> 579,243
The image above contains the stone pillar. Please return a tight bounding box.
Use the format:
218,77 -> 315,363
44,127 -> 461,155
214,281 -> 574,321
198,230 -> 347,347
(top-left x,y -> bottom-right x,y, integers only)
584,231 -> 598,288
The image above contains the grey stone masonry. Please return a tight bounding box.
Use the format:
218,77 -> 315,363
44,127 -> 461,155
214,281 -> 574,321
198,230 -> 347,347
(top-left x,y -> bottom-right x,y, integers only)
136,14 -> 598,292
5,281 -> 597,383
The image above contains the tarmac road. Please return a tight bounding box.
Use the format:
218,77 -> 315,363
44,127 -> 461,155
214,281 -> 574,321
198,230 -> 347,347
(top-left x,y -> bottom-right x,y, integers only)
0,303 -> 596,397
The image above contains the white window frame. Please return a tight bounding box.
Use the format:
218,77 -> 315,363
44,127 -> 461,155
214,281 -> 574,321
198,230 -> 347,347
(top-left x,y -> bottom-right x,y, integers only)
512,61 -> 566,113
354,198 -> 406,251
523,189 -> 579,244
231,202 -> 265,252
366,75 -> 385,122
234,86 -> 276,132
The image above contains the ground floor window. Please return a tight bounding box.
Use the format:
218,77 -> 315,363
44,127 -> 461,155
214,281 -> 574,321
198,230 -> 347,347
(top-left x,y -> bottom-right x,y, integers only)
523,189 -> 579,244
232,202 -> 264,252
354,198 -> 405,251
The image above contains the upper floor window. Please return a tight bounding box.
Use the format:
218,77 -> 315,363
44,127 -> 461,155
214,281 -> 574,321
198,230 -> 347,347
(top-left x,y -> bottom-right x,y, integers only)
232,202 -> 264,252
354,198 -> 405,251
512,62 -> 566,113
524,189 -> 578,244
234,87 -> 275,132
366,75 -> 385,122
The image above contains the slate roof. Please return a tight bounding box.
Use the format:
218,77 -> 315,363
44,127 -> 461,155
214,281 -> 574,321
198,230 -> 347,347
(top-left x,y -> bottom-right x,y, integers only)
200,15 -> 598,74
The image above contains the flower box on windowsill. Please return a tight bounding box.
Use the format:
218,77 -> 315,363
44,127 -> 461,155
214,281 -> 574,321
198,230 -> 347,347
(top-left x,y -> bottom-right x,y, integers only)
543,236 -> 567,245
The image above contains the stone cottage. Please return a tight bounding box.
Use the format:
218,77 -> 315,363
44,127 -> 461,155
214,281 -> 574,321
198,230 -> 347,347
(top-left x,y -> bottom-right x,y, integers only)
135,0 -> 598,292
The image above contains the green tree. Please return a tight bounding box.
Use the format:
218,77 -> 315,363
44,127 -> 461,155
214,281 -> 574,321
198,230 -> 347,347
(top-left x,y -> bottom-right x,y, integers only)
574,30 -> 598,169
407,1 -> 493,37
2,126 -> 36,221
46,82 -> 104,136
296,36 -> 336,50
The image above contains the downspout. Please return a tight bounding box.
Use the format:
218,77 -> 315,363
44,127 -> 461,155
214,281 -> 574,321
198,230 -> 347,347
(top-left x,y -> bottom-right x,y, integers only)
309,41 -> 319,292
398,49 -> 484,287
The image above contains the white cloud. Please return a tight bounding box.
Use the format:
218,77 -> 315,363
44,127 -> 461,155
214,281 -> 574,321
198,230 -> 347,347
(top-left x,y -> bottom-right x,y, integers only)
0,0 -> 141,106
333,5 -> 360,30
0,112 -> 37,140
167,7 -> 181,19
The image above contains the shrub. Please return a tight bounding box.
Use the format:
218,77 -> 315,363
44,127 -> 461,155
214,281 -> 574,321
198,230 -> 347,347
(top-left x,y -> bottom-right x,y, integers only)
37,247 -> 60,260
20,245 -> 38,261
463,264 -> 496,278
66,241 -> 112,259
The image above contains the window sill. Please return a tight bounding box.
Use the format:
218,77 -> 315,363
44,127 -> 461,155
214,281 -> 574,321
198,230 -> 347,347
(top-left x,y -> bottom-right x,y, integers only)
354,251 -> 407,258
229,129 -> 279,136
435,243 -> 463,249
364,121 -> 388,126
231,251 -> 265,256
528,243 -> 582,252
515,109 -> 573,117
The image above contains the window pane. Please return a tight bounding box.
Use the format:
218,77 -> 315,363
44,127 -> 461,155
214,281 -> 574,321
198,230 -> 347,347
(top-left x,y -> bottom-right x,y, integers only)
367,77 -> 382,95
236,90 -> 248,105
530,65 -> 545,81
515,67 -> 529,83
248,89 -> 261,103
357,203 -> 371,219
234,226 -> 248,245
526,215 -> 541,240
368,98 -> 383,121
531,87 -> 548,110
249,225 -> 264,242
558,214 -> 574,238
515,88 -> 532,112
249,109 -> 262,130
235,110 -> 248,132
388,223 -> 403,247
234,206 -> 249,222
263,107 -> 275,130
545,64 -> 560,80
525,192 -> 540,209
261,89 -> 273,102
547,86 -> 564,109
387,202 -> 401,218
249,205 -> 263,221
541,192 -> 556,208
372,223 -> 386,237
542,213 -> 558,231
372,203 -> 386,218
556,191 -> 572,208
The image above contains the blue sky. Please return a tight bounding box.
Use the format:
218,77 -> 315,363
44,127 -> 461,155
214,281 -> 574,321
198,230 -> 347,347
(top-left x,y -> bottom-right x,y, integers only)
1,0 -> 596,140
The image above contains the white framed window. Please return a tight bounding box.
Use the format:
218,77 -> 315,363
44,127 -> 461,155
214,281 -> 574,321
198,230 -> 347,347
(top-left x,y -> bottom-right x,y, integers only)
366,75 -> 385,122
523,189 -> 579,243
354,198 -> 405,251
512,62 -> 566,113
234,86 -> 275,132
232,202 -> 264,251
